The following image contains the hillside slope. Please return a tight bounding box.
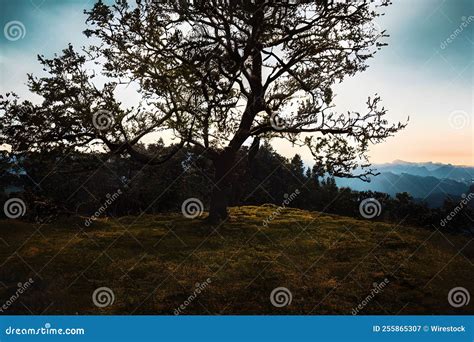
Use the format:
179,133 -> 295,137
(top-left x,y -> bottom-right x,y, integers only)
0,206 -> 473,315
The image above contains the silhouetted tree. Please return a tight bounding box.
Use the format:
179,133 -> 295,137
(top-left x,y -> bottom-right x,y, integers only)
0,0 -> 406,223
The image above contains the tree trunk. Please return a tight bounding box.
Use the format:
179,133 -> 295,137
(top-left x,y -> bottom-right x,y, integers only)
208,151 -> 236,223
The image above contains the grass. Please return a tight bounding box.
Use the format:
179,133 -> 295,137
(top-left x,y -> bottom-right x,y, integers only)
0,206 -> 473,315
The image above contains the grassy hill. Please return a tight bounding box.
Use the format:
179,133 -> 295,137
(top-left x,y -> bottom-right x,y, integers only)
0,206 -> 473,314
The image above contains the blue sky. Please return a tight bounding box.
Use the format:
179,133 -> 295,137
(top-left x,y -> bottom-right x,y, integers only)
0,0 -> 473,165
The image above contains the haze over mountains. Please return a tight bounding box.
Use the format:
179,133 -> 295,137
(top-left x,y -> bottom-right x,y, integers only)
335,161 -> 474,207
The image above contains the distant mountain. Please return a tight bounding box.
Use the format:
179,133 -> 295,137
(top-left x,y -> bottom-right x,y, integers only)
371,161 -> 474,184
335,161 -> 474,208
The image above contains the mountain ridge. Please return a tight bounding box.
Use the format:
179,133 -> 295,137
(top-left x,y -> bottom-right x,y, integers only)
334,160 -> 474,207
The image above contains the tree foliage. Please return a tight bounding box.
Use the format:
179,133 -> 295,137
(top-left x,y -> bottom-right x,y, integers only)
0,0 -> 407,221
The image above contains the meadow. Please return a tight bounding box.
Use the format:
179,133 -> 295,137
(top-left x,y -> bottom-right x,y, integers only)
0,206 -> 473,315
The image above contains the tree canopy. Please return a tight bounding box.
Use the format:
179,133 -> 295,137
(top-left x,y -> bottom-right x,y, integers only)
0,0 -> 406,221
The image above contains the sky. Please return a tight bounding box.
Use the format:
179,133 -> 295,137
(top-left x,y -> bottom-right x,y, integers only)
0,0 -> 473,166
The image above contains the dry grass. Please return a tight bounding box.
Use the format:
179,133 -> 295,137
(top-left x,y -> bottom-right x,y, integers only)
0,206 -> 473,315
